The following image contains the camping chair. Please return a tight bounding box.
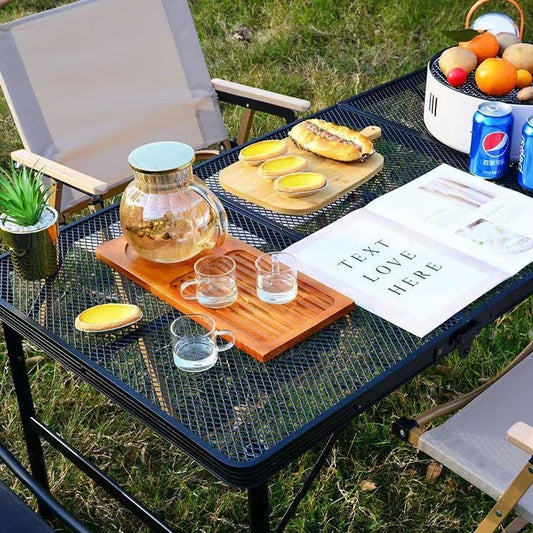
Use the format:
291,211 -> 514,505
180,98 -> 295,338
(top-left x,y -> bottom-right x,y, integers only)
0,441 -> 92,532
393,339 -> 533,532
0,0 -> 310,221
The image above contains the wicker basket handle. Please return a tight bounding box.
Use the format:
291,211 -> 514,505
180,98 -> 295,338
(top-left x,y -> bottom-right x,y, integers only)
465,0 -> 524,39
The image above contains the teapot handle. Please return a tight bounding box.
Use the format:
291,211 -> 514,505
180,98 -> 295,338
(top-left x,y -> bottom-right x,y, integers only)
189,183 -> 228,250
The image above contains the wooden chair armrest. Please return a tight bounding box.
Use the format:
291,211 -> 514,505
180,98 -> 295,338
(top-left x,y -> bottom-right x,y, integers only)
507,422 -> 533,455
211,78 -> 310,113
11,149 -> 108,196
194,149 -> 219,162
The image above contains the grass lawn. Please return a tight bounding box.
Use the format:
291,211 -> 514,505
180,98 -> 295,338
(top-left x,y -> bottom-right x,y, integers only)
1,0 -> 533,531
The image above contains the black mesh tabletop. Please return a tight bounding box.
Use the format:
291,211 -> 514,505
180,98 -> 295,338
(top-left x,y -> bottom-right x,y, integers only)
339,68 -> 429,136
0,103 -> 532,489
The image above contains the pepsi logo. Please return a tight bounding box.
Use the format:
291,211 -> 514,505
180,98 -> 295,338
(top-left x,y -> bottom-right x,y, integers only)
482,132 -> 509,158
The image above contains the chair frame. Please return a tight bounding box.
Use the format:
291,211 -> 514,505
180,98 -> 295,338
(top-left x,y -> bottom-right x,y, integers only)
0,442 -> 93,533
393,340 -> 533,533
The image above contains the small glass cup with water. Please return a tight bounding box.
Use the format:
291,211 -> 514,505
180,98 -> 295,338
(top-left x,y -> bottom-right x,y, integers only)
170,314 -> 235,372
179,254 -> 238,308
255,252 -> 298,305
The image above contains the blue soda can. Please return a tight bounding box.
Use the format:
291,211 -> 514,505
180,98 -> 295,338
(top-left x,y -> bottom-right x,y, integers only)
517,115 -> 533,191
469,101 -> 513,180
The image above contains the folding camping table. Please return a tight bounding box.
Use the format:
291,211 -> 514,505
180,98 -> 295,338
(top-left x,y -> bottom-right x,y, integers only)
2,70 -> 532,532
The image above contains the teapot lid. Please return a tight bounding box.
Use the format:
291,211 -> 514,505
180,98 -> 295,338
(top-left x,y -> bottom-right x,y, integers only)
128,141 -> 195,173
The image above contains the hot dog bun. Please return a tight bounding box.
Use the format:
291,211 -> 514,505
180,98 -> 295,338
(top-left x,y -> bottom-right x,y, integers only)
289,119 -> 374,162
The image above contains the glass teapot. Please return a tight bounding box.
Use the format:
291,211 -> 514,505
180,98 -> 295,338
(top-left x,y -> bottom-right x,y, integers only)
120,141 -> 228,264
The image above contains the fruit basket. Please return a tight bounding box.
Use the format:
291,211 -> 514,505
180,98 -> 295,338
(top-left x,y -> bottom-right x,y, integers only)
424,50 -> 532,160
423,0 -> 532,160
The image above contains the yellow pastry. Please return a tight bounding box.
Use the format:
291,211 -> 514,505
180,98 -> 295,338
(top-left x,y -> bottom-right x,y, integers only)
257,155 -> 307,178
75,303 -> 142,332
274,172 -> 327,195
238,139 -> 287,164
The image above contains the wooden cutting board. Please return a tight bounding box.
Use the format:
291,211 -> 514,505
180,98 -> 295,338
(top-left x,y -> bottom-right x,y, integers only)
96,236 -> 355,363
219,136 -> 384,215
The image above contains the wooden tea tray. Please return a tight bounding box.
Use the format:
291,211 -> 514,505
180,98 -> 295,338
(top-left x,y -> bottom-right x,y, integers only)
96,236 -> 355,363
219,138 -> 384,215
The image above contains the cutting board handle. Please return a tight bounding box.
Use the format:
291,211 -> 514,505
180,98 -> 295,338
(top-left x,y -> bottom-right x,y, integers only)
360,125 -> 382,140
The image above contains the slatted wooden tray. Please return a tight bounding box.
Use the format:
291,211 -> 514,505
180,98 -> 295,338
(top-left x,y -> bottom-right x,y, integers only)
96,236 -> 355,362
219,138 -> 384,215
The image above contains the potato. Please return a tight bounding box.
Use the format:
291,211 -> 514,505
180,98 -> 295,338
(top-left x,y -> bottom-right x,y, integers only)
502,43 -> 533,74
438,46 -> 477,76
517,86 -> 533,102
495,32 -> 521,55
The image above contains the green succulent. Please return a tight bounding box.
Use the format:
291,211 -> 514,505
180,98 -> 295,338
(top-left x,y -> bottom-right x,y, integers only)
0,163 -> 53,227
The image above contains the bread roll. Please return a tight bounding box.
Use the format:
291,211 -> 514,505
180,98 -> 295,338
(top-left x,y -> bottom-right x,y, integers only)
289,119 -> 374,162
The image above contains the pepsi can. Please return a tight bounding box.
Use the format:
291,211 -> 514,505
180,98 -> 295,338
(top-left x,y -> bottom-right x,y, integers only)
469,102 -> 513,180
517,115 -> 533,191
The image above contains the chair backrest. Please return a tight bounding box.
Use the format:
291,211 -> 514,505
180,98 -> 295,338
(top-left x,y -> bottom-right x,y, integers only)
418,342 -> 533,525
0,0 -> 228,212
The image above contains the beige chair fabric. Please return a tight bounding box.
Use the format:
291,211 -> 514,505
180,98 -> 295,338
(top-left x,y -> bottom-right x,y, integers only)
418,349 -> 533,524
0,0 -> 228,212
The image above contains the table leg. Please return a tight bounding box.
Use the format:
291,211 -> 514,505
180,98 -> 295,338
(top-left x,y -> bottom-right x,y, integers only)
276,430 -> 340,532
3,322 -> 51,503
248,482 -> 270,533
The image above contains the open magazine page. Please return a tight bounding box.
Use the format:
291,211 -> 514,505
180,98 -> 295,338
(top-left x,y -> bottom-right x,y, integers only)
366,164 -> 533,275
285,209 -> 508,337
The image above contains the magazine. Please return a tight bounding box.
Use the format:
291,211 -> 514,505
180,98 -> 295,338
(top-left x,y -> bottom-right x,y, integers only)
285,164 -> 533,337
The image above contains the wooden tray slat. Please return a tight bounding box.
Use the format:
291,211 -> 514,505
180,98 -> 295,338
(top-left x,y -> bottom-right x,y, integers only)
219,138 -> 384,215
96,236 -> 355,362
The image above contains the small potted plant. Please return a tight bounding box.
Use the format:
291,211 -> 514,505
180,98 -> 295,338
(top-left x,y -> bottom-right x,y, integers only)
0,163 -> 60,280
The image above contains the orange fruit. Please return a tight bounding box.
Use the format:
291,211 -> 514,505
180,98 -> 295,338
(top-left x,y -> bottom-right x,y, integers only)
475,57 -> 517,96
517,69 -> 533,89
459,31 -> 499,63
